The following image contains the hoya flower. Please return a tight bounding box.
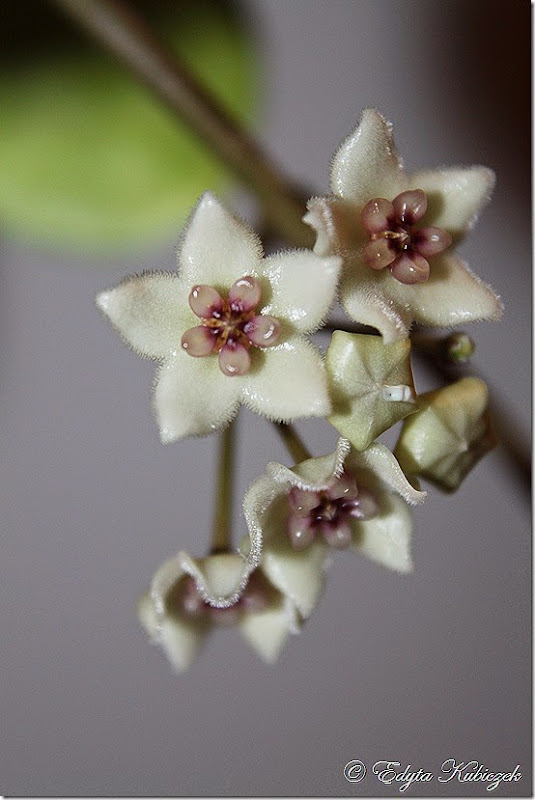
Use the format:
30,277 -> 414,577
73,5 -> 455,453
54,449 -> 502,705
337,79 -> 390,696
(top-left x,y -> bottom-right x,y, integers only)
304,108 -> 503,342
326,330 -> 417,451
394,377 -> 496,492
243,439 -> 427,616
97,193 -> 341,442
138,550 -> 301,672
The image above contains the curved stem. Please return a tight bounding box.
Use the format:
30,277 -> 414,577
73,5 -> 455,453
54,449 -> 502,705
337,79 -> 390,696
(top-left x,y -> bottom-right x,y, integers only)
274,422 -> 311,463
211,419 -> 236,554
52,0 -> 313,248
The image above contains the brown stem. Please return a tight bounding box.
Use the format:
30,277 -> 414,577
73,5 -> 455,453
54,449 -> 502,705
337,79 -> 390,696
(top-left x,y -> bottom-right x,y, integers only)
52,0 -> 313,248
274,423 -> 312,463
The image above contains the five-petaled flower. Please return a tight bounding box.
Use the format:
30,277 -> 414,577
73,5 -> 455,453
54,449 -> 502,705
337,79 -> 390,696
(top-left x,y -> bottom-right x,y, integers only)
304,108 -> 503,342
97,192 -> 341,442
138,550 -> 305,671
243,438 -> 427,619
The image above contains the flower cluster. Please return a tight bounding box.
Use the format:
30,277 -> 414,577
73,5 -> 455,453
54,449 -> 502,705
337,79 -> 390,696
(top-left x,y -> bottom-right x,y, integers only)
98,109 -> 501,671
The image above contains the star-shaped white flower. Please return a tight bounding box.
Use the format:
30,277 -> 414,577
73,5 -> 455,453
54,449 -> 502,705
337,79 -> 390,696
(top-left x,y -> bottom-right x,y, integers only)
97,193 -> 341,442
138,551 -> 301,671
304,108 -> 503,342
243,439 -> 427,619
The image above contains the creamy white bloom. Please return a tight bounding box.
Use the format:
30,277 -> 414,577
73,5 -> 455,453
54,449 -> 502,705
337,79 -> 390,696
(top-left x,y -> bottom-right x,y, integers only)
138,551 -> 301,672
97,193 -> 341,442
243,439 -> 427,614
304,109 -> 503,342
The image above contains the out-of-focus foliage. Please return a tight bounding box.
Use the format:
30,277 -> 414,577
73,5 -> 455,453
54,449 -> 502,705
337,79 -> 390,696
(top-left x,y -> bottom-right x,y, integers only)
0,0 -> 257,252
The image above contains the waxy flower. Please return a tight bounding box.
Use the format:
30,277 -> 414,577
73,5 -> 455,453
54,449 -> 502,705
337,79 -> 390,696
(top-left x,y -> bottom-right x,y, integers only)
243,439 -> 427,617
304,109 -> 503,342
394,377 -> 496,492
326,331 -> 417,451
97,193 -> 341,442
138,550 -> 302,672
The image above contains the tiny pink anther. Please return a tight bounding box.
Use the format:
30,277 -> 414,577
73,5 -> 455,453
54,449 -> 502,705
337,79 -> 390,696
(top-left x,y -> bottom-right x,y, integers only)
189,284 -> 223,318
228,276 -> 262,312
322,520 -> 352,549
392,189 -> 427,225
287,512 -> 316,550
361,197 -> 394,235
244,315 -> 281,347
363,238 -> 396,270
218,342 -> 251,376
412,226 -> 452,257
288,486 -> 321,516
181,325 -> 217,356
390,252 -> 430,284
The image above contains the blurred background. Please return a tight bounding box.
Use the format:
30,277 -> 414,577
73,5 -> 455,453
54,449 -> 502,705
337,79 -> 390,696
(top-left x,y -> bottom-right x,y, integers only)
0,0 -> 530,795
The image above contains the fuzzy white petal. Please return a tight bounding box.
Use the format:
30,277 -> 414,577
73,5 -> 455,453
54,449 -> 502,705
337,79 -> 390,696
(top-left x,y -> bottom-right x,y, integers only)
178,192 -> 263,287
407,252 -> 504,328
304,196 -> 363,258
266,438 -> 350,492
260,250 -> 342,333
96,273 -> 189,360
346,443 -> 426,505
238,597 -> 297,663
351,494 -> 413,573
340,265 -> 411,342
179,551 -> 261,609
153,351 -> 241,442
240,336 -> 331,421
138,592 -> 207,673
412,166 -> 495,236
331,109 -> 405,207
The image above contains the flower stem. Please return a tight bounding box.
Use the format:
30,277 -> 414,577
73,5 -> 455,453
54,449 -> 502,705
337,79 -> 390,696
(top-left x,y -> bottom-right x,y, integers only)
211,420 -> 236,554
274,423 -> 311,463
52,0 -> 313,248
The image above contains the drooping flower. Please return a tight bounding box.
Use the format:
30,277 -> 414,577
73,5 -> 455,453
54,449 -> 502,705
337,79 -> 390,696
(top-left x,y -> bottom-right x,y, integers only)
304,108 -> 503,342
326,330 -> 417,451
97,193 -> 341,442
138,551 -> 302,671
394,377 -> 496,492
243,439 -> 427,618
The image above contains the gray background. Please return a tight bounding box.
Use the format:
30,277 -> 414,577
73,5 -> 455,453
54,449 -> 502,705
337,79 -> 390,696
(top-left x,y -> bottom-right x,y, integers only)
1,0 -> 531,796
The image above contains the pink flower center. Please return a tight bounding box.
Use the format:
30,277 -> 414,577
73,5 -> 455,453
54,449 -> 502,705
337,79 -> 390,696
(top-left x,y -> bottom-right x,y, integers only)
181,276 -> 281,376
361,189 -> 452,284
171,570 -> 273,625
286,470 -> 379,551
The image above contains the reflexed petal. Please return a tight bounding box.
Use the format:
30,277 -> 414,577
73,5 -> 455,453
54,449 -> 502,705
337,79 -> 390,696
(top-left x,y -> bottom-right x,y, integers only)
138,593 -> 208,673
262,500 -> 328,618
304,196 -> 364,258
178,192 -> 263,286
351,493 -> 413,573
96,272 -> 188,360
406,252 -> 503,328
390,252 -> 430,284
238,597 -> 295,663
363,238 -> 396,270
326,331 -> 417,451
153,351 -> 241,442
180,552 -> 258,609
244,315 -> 281,348
181,325 -> 217,357
241,337 -> 331,421
392,189 -> 427,225
346,443 -> 426,505
260,250 -> 341,333
413,226 -> 452,257
228,276 -> 262,311
361,197 -> 394,234
270,438 -> 350,491
188,284 -> 223,318
411,166 -> 495,236
330,108 -> 406,208
218,342 -> 251,376
340,263 -> 412,342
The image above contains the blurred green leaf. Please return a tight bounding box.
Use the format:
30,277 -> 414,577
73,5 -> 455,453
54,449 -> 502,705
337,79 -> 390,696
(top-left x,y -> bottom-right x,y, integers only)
0,1 -> 257,251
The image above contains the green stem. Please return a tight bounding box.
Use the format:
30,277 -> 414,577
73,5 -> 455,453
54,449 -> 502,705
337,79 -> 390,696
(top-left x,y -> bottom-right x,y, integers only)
274,422 -> 312,463
211,420 -> 236,554
52,0 -> 313,248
